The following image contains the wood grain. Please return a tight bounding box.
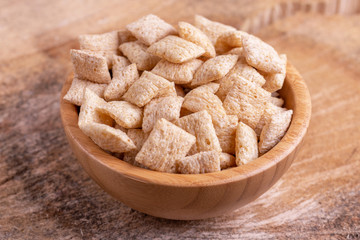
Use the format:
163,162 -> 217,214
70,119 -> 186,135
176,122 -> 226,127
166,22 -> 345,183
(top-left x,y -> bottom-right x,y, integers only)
0,0 -> 359,238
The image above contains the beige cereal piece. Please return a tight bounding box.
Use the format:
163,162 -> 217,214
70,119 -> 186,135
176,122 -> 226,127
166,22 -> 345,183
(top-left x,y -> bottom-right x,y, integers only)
235,122 -> 258,166
142,96 -> 183,133
118,29 -> 137,44
255,102 -> 285,136
126,14 -> 177,46
175,85 -> 185,97
223,77 -> 271,129
135,118 -> 196,173
259,110 -> 293,154
194,15 -> 236,45
157,81 -> 177,98
79,31 -> 119,51
70,49 -> 111,84
270,97 -> 284,107
191,55 -> 238,86
215,31 -> 249,54
147,35 -> 205,64
174,110 -> 222,155
104,63 -> 139,101
119,41 -> 160,71
98,101 -> 143,129
81,50 -> 117,69
151,59 -> 203,84
111,56 -> 131,78
63,77 -> 107,106
123,129 -> 150,164
242,34 -> 282,74
177,151 -> 221,174
78,89 -> 113,128
80,122 -> 136,153
215,115 -> 238,154
122,71 -> 172,107
226,47 -> 244,56
262,54 -> 287,92
220,153 -> 236,170
182,85 -> 228,129
178,21 -> 215,58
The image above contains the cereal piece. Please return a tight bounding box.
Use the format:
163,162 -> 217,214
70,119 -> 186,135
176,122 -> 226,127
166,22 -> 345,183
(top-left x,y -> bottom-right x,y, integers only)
178,21 -> 215,58
142,96 -> 183,133
123,129 -> 150,164
111,56 -> 131,78
254,102 -> 285,136
235,122 -> 258,165
157,81 -> 177,98
126,14 -> 177,46
215,115 -> 238,154
174,110 -> 222,155
151,59 -> 203,84
122,71 -> 172,107
177,151 -> 221,174
98,101 -> 143,129
147,36 -> 205,63
135,118 -> 196,173
83,50 -> 117,69
220,153 -> 236,170
262,54 -> 287,92
119,41 -> 160,71
118,29 -> 137,44
104,63 -> 139,101
226,47 -> 244,56
182,85 -> 228,129
259,110 -> 293,154
194,15 -> 236,45
191,55 -> 238,86
215,31 -> 249,54
195,82 -> 220,93
70,49 -> 111,83
80,122 -> 136,153
63,77 -> 107,106
175,85 -> 185,97
270,97 -> 284,107
223,77 -> 271,129
242,34 -> 282,73
79,31 -> 119,51
114,123 -> 127,133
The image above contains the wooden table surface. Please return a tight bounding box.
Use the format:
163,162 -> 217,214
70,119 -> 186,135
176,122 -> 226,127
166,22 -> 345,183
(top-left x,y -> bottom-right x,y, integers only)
1,0 -> 359,239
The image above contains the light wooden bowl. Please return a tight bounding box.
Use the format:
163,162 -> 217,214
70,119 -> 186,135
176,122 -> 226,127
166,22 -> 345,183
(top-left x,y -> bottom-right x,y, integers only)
60,62 -> 311,220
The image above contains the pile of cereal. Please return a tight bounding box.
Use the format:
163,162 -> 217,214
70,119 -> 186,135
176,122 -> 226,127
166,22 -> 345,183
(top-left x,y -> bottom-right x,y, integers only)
64,14 -> 292,174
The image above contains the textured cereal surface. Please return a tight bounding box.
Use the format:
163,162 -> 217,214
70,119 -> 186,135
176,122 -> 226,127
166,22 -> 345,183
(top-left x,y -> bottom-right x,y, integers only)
191,54 -> 238,86
118,29 -> 137,44
177,151 -> 221,174
151,59 -> 203,84
235,122 -> 258,166
259,110 -> 293,154
79,31 -> 119,51
262,54 -> 287,92
142,96 -> 183,133
178,21 -> 215,58
104,63 -> 139,101
111,56 -> 131,79
255,102 -> 285,136
219,152 -> 236,170
135,118 -> 196,173
147,36 -> 205,63
126,14 -> 177,46
70,49 -> 111,83
215,115 -> 238,154
174,110 -> 222,155
215,31 -> 248,54
123,129 -> 150,164
119,41 -> 160,70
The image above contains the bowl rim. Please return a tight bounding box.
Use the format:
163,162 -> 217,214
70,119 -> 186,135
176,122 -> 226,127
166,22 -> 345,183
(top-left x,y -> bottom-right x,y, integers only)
60,62 -> 311,188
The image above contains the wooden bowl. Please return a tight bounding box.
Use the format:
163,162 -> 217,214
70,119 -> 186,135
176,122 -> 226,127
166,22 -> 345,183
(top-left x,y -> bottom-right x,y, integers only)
60,62 -> 311,220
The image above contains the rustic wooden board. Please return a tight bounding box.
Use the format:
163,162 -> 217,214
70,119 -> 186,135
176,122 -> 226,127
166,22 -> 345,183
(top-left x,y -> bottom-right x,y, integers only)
0,0 -> 359,239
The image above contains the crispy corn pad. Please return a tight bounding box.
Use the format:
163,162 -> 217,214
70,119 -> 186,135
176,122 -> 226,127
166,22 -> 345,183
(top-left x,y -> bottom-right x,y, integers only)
255,102 -> 285,137
151,59 -> 203,84
135,118 -> 196,173
147,35 -> 205,63
122,71 -> 172,107
142,96 -> 183,133
177,151 -> 221,174
104,63 -> 139,101
215,31 -> 248,54
79,31 -> 120,51
219,152 -> 236,170
235,122 -> 258,165
215,115 -> 238,154
123,129 -> 150,164
118,29 -> 137,44
262,54 -> 287,92
259,110 -> 293,154
126,14 -> 177,46
119,41 -> 160,71
178,21 -> 215,58
112,56 -> 131,78
70,49 -> 111,83
64,77 -> 107,106
174,110 -> 222,155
